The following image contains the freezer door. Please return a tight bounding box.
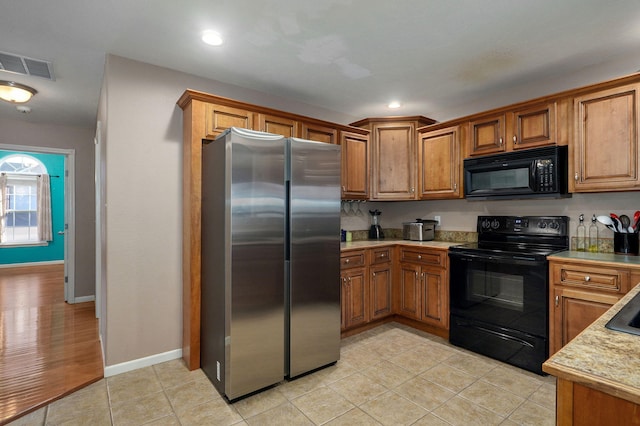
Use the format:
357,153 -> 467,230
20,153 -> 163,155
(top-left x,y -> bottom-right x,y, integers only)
287,138 -> 341,377
227,129 -> 286,399
202,128 -> 287,400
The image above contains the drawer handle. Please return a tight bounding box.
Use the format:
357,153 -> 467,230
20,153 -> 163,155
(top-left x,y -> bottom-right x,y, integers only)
345,259 -> 350,263
584,276 -> 590,282
555,295 -> 559,307
417,255 -> 422,260
513,135 -> 517,144
380,253 -> 386,257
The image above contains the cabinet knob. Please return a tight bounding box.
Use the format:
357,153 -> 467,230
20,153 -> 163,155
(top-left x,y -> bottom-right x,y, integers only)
453,183 -> 457,191
345,258 -> 350,263
380,253 -> 385,257
513,135 -> 517,144
574,172 -> 579,181
417,255 -> 422,260
372,272 -> 376,277
415,272 -> 418,279
499,137 -> 503,145
555,295 -> 559,306
410,187 -> 415,193
585,276 -> 591,282
348,277 -> 352,282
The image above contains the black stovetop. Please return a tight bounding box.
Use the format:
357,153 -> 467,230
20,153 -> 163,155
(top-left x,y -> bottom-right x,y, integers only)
449,215 -> 570,259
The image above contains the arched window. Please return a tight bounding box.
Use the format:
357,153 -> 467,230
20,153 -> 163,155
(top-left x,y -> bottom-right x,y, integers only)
0,154 -> 51,244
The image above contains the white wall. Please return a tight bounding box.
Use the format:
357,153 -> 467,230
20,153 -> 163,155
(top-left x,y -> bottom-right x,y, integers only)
101,55 -> 357,366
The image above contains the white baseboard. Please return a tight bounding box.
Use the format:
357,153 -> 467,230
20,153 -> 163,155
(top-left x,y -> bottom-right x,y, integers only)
0,260 -> 64,268
104,349 -> 183,378
73,295 -> 95,303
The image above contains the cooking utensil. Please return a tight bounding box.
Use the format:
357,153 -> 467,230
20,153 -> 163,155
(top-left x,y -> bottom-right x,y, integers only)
632,211 -> 640,232
620,214 -> 631,233
610,213 -> 624,232
597,215 -> 617,232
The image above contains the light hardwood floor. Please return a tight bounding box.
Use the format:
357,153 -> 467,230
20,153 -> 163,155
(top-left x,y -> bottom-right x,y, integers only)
0,264 -> 103,425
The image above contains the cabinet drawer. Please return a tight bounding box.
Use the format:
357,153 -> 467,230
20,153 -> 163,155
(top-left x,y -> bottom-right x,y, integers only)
370,247 -> 392,265
341,250 -> 366,269
400,248 -> 445,267
552,263 -> 628,292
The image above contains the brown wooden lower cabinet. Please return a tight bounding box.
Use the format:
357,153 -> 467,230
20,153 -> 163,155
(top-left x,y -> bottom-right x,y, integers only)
340,266 -> 368,329
340,245 -> 450,336
548,258 -> 632,354
556,378 -> 640,425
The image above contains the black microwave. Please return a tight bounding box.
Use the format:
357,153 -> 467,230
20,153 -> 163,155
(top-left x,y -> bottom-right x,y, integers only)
464,145 -> 570,200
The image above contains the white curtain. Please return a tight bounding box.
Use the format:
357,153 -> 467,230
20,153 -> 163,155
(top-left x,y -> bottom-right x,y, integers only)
0,174 -> 6,242
37,174 -> 53,242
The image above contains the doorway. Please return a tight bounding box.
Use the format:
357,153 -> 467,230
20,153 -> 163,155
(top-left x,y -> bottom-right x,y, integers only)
0,143 -> 76,302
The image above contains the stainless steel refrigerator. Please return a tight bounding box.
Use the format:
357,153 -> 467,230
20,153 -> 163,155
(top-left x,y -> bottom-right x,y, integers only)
200,127 -> 341,400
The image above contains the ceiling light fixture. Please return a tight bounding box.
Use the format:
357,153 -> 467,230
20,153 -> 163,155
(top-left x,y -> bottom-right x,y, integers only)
202,30 -> 223,46
388,101 -> 401,109
0,81 -> 37,103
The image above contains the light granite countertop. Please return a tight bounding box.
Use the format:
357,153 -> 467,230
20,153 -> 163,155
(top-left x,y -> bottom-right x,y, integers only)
543,282 -> 640,405
547,250 -> 640,269
340,239 -> 461,251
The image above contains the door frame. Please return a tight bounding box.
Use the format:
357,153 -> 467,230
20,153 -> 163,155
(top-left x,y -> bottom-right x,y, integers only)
0,143 -> 76,302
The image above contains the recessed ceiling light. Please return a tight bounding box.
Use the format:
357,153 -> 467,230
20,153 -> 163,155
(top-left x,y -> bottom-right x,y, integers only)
202,30 -> 223,46
388,101 -> 401,109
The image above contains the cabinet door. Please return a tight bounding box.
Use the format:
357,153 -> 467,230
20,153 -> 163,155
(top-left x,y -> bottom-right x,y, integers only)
511,102 -> 556,150
572,83 -> 640,192
371,123 -> 417,200
418,125 -> 462,199
550,287 -> 621,354
420,266 -> 448,328
257,113 -> 299,137
395,263 -> 421,320
370,264 -> 392,320
301,122 -> 338,144
468,114 -> 506,156
340,131 -> 369,199
342,267 -> 368,329
204,104 -> 253,138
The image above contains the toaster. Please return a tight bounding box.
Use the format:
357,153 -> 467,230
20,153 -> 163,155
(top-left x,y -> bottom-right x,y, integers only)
402,219 -> 437,241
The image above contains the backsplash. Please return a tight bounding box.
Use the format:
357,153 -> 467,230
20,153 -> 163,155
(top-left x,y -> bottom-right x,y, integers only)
348,228 -> 477,243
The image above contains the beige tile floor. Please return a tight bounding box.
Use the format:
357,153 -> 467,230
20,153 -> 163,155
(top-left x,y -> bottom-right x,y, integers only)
9,323 -> 556,426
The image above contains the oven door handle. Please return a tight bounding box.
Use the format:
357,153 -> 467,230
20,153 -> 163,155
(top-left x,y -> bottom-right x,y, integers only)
449,252 -> 545,266
474,325 -> 535,348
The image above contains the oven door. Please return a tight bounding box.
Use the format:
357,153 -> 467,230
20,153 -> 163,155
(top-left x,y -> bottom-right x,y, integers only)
449,251 -> 548,337
448,251 -> 549,374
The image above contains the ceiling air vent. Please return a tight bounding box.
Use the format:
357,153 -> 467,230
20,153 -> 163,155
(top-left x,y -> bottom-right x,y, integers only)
0,51 -> 55,81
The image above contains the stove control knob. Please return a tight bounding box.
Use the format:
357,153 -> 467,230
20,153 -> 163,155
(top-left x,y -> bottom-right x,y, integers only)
538,221 -> 547,229
491,220 -> 500,229
481,219 -> 491,229
549,221 -> 559,230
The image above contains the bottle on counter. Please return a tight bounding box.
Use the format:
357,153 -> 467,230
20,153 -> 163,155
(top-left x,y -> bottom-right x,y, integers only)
588,214 -> 598,253
576,214 -> 586,252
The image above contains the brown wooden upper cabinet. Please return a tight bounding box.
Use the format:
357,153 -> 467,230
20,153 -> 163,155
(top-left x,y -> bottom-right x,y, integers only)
418,125 -> 463,199
300,122 -> 338,144
350,116 -> 436,200
340,131 -> 370,200
205,103 -> 254,139
467,101 -> 557,157
571,83 -> 640,192
257,113 -> 299,137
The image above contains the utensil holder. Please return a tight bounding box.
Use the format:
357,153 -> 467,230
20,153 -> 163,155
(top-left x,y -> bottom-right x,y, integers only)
614,232 -> 639,255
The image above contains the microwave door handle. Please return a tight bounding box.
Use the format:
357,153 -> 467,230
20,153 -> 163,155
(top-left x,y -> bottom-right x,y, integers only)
530,160 -> 538,190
